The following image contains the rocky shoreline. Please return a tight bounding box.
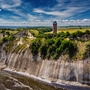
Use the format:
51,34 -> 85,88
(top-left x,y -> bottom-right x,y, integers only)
0,62 -> 65,90
4,68 -> 90,90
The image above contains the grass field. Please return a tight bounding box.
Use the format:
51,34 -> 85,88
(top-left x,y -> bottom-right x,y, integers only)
24,27 -> 90,35
46,27 -> 90,34
29,29 -> 39,36
0,30 -> 18,35
57,28 -> 90,33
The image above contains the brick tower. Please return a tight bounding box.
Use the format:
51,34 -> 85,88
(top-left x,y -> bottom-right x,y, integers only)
53,21 -> 57,34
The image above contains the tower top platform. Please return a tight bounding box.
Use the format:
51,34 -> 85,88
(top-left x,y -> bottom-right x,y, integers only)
53,21 -> 57,24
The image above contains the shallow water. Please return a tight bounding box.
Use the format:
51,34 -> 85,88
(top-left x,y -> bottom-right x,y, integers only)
0,71 -> 64,90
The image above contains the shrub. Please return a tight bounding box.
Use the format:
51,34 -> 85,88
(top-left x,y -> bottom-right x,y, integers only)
29,37 -> 77,60
46,39 -> 55,46
3,37 -> 9,42
59,40 -> 77,57
39,44 -> 47,59
53,48 -> 61,59
85,30 -> 90,34
65,31 -> 70,37
6,32 -> 10,36
30,39 -> 41,55
47,44 -> 56,56
83,42 -> 90,59
55,38 -> 63,47
75,30 -> 83,37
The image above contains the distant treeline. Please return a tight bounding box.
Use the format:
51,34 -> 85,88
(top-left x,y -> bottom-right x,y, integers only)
58,25 -> 90,28
0,28 -> 14,30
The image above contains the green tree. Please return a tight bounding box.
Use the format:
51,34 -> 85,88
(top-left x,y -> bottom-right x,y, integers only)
65,31 -> 70,37
6,32 -> 10,36
53,48 -> 61,59
30,39 -> 41,55
46,39 -> 55,46
75,30 -> 83,37
47,44 -> 56,58
55,38 -> 63,47
39,44 -> 47,59
60,40 -> 77,57
85,30 -> 90,34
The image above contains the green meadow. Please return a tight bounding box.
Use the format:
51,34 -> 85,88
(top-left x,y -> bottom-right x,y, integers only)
46,26 -> 90,34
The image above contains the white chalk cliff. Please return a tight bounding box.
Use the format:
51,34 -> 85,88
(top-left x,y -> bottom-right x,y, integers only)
0,48 -> 90,86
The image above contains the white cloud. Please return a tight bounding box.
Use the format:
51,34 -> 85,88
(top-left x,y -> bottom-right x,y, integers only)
81,19 -> 90,22
10,16 -> 20,19
0,0 -> 38,21
0,18 -> 90,26
34,5 -> 90,20
35,20 -> 41,22
0,0 -> 22,10
33,9 -> 44,13
0,0 -> 22,17
0,0 -> 90,26
27,14 -> 37,21
33,8 -> 69,18
33,7 -> 81,19
34,0 -> 90,20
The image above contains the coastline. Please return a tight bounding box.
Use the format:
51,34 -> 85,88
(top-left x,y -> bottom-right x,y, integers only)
3,68 -> 90,90
0,64 -> 62,90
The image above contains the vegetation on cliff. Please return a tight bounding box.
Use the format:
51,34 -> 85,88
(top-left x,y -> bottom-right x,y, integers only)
29,28 -> 90,60
0,26 -> 90,60
30,38 -> 77,60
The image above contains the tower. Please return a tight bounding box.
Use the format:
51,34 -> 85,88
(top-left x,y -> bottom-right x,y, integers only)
53,21 -> 57,34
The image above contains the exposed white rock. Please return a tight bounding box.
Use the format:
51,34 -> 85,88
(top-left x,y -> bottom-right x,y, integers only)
1,49 -> 90,87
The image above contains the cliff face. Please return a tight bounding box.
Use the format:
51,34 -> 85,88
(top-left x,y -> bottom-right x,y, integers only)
0,49 -> 90,86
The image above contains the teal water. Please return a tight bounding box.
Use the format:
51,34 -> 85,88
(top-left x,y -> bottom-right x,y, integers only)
0,71 -> 64,90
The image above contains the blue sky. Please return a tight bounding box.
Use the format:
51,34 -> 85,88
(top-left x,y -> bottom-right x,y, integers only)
0,0 -> 90,26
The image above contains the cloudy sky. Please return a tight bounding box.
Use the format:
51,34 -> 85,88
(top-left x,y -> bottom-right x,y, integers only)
0,0 -> 90,26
